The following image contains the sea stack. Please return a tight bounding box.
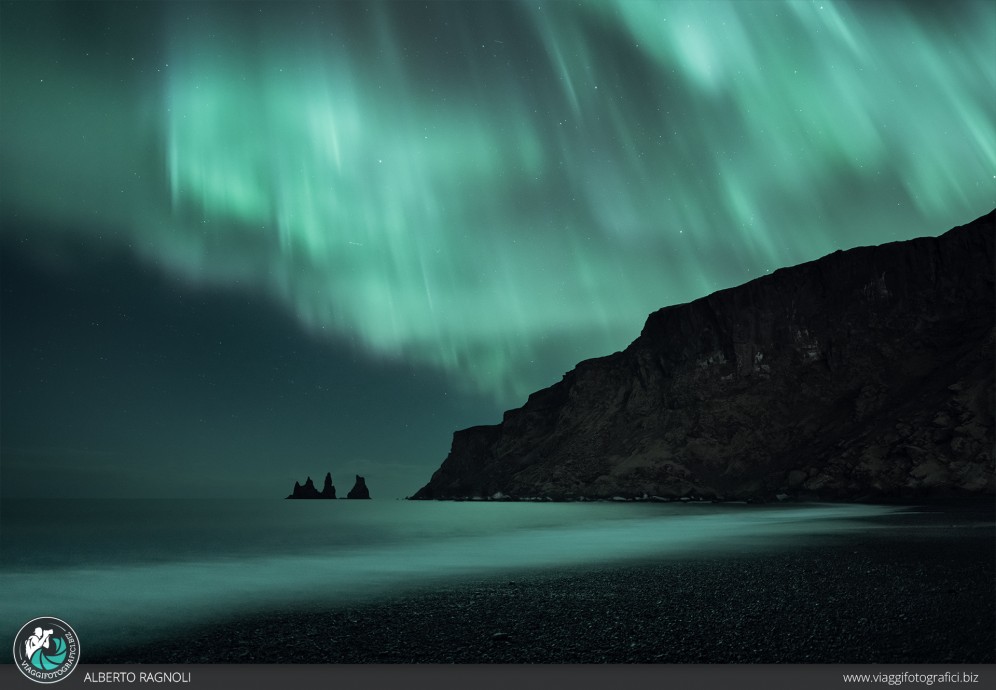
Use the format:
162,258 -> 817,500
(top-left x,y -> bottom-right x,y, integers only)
286,473 -> 336,499
347,475 -> 371,499
320,472 -> 336,499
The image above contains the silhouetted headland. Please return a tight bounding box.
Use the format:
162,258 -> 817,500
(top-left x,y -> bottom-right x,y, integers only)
413,210 -> 995,502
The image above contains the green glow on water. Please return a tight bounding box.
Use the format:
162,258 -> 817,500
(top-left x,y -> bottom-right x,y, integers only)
0,500 -> 900,657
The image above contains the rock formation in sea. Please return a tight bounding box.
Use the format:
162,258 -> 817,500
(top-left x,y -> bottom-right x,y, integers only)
320,472 -> 336,499
347,475 -> 371,499
412,210 -> 995,501
286,473 -> 336,499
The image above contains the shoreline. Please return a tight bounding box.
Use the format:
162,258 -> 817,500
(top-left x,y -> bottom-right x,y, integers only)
90,507 -> 994,664
403,494 -> 996,504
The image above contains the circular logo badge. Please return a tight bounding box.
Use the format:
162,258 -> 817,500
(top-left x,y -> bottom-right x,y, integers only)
12,617 -> 80,684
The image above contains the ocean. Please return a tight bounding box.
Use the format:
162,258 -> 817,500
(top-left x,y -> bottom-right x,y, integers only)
0,499 -> 902,659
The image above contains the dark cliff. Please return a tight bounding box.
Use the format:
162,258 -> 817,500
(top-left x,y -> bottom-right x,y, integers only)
413,211 -> 995,501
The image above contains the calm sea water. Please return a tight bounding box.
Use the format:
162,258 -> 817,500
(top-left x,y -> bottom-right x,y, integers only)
0,499 -> 898,657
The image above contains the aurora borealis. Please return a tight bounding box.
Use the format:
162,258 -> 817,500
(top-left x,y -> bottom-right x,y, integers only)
1,1 -> 994,498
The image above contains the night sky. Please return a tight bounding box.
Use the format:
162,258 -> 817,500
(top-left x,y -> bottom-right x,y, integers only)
1,1 -> 993,499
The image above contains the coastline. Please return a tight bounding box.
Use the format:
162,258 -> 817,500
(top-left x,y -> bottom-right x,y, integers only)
90,504 -> 994,664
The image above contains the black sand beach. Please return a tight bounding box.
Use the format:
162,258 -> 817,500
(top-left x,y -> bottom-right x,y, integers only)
92,503 -> 994,664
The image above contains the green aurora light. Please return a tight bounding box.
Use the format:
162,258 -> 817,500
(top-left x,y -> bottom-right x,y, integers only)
1,0 -> 993,405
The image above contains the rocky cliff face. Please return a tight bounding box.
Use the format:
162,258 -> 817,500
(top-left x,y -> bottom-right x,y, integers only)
413,211 -> 995,501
